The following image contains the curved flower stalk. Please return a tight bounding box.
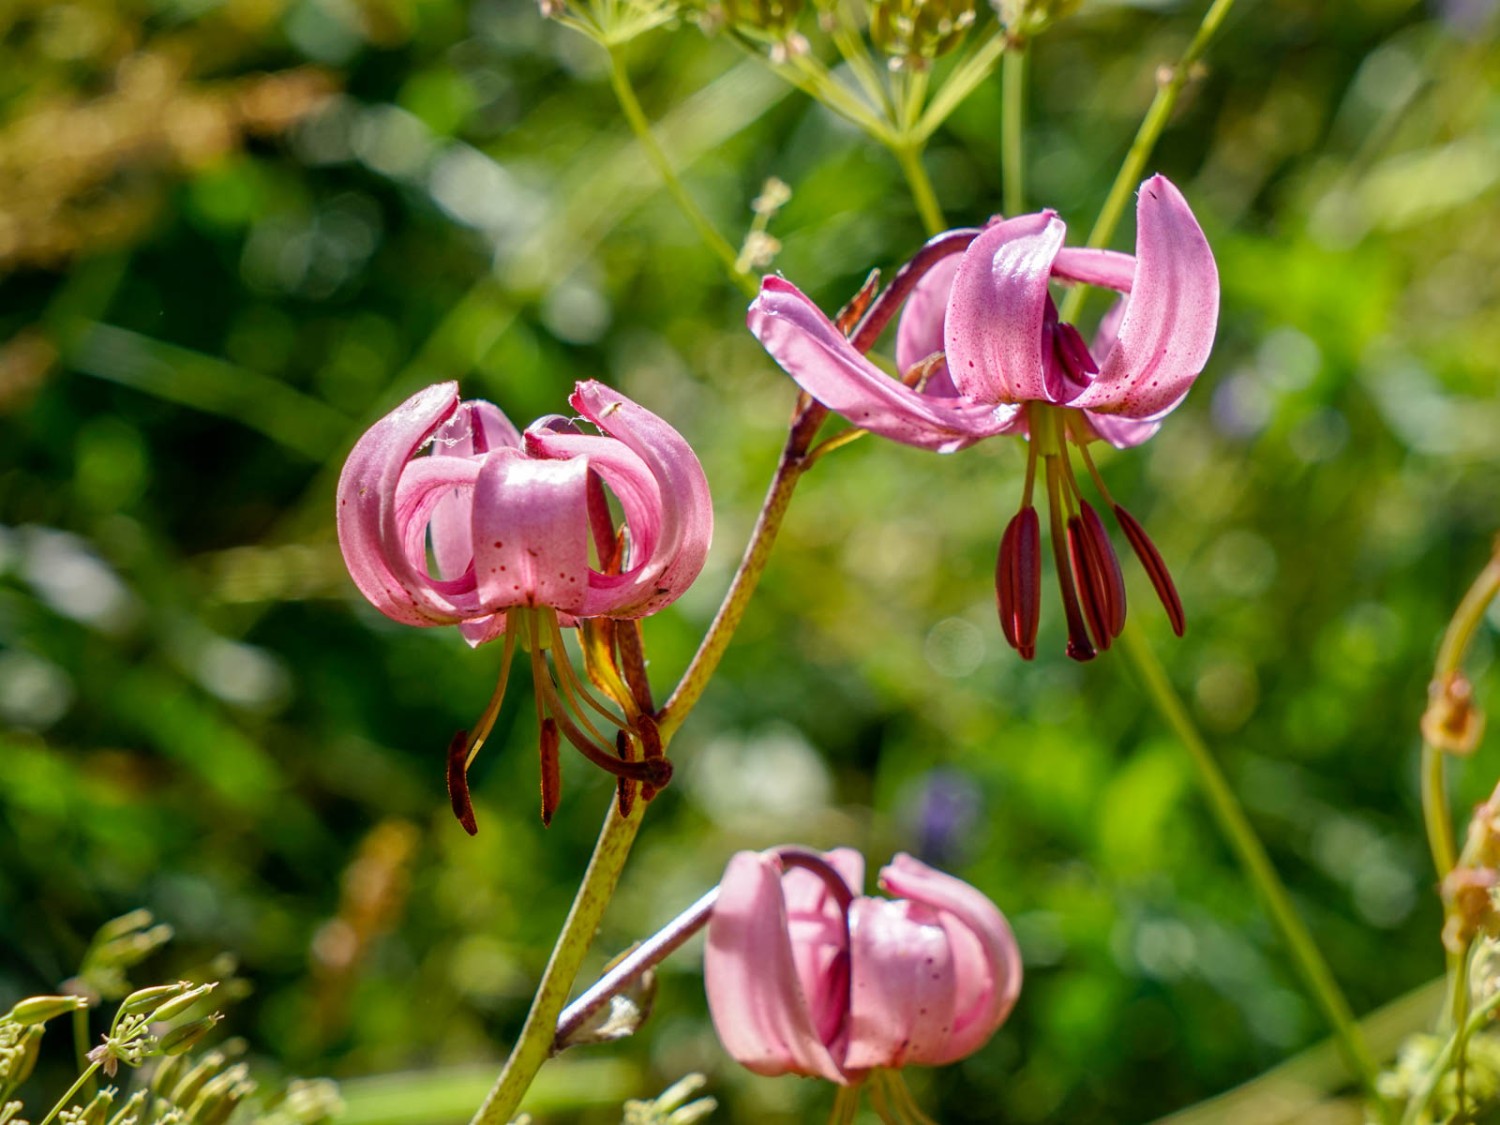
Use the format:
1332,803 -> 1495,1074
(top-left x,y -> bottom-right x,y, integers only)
749,174 -> 1219,661
336,381 -> 713,829
704,848 -> 1021,1096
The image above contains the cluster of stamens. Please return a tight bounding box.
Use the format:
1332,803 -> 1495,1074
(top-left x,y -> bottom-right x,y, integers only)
445,471 -> 672,834
998,405 -> 1183,663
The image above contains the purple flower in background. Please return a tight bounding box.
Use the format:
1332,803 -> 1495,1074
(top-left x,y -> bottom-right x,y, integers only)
704,847 -> 1022,1084
749,175 -> 1219,661
336,380 -> 712,829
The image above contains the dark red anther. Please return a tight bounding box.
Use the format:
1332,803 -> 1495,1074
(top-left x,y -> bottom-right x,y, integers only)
1067,516 -> 1111,652
614,730 -> 636,819
635,713 -> 664,802
1070,501 -> 1126,650
616,619 -> 656,715
1114,504 -> 1185,637
1050,514 -> 1096,663
996,506 -> 1041,660
447,730 -> 478,836
1079,501 -> 1127,639
540,718 -> 561,827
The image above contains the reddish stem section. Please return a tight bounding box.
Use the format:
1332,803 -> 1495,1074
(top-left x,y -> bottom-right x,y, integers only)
1114,504 -> 1186,636
447,730 -> 479,836
997,506 -> 1041,660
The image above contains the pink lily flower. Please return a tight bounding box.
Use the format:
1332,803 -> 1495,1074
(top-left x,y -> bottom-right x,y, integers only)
336,380 -> 712,828
748,175 -> 1219,661
704,847 -> 1022,1087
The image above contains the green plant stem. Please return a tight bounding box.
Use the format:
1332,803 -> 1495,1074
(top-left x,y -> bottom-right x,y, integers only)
72,1005 -> 93,1096
37,1061 -> 100,1125
1119,625 -> 1389,1118
892,143 -> 946,236
606,47 -> 758,298
472,398 -> 831,1121
1058,0 -> 1238,325
1002,43 -> 1027,216
658,398 -> 829,739
468,801 -> 645,1125
914,24 -> 1006,142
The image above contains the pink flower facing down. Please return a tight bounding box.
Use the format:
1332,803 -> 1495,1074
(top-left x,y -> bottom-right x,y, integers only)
748,175 -> 1219,661
336,380 -> 712,829
704,848 -> 1021,1094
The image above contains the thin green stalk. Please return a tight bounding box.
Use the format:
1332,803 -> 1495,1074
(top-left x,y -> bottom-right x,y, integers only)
1119,626 -> 1389,1118
472,399 -> 832,1120
1058,0 -> 1239,324
892,143 -> 946,236
468,802 -> 645,1125
658,399 -> 829,739
914,24 -> 1006,142
606,47 -> 758,298
36,1061 -> 101,1125
1002,43 -> 1027,216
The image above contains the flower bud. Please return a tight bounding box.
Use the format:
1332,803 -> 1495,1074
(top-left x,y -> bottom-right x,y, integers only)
6,994 -> 88,1026
994,0 -> 1080,37
870,0 -> 976,67
0,1025 -> 44,1090
108,1090 -> 149,1125
117,983 -> 193,1023
150,984 -> 217,1024
75,1086 -> 116,1125
158,1014 -> 224,1057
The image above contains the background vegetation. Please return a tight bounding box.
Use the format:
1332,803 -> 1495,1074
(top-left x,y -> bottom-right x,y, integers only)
2,0 -> 1499,1121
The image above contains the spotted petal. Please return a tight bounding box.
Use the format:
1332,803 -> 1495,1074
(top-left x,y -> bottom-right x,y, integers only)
1068,175 -> 1219,418
524,381 -> 713,618
336,382 -> 481,626
875,854 -> 1021,1065
943,212 -> 1067,405
705,851 -> 850,1085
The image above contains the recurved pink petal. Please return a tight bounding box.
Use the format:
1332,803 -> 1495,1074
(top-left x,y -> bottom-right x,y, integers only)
844,897 -> 960,1071
705,852 -> 850,1085
470,454 -> 592,615
1050,246 -> 1136,293
430,401 -> 522,581
336,383 -> 483,626
782,848 -> 863,1053
527,382 -> 713,618
1068,175 -> 1219,418
943,212 -> 1066,405
750,277 -> 1020,454
877,854 -> 1021,1065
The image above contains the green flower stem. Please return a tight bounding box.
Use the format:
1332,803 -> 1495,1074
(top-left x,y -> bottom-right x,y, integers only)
892,143 -> 946,237
471,398 -> 832,1121
1002,43 -> 1027,217
914,25 -> 1006,142
1420,544 -> 1500,884
606,46 -> 759,299
1419,545 -> 1500,1096
1119,625 -> 1389,1118
658,398 -> 830,739
468,801 -> 645,1125
1058,0 -> 1239,325
37,1061 -> 101,1125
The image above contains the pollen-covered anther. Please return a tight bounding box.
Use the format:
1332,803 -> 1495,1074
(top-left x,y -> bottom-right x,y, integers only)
540,718 -> 561,827
1113,503 -> 1185,637
996,506 -> 1041,660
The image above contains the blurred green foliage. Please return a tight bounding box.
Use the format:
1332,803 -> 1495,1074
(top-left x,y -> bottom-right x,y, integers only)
2,0 -> 1499,1122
